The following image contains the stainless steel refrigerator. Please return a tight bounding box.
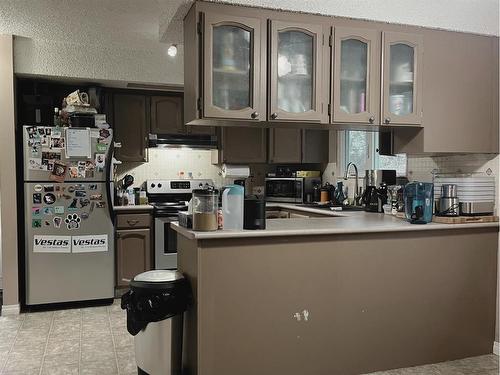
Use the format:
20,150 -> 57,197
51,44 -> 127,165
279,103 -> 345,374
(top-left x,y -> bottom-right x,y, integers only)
23,125 -> 114,305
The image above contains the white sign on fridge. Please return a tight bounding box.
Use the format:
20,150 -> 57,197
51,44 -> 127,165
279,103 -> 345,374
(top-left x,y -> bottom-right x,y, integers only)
33,235 -> 71,253
71,234 -> 108,253
65,128 -> 91,158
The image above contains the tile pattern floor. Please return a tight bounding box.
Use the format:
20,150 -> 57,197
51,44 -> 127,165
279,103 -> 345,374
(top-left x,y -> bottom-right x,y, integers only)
0,300 -> 497,375
0,300 -> 135,374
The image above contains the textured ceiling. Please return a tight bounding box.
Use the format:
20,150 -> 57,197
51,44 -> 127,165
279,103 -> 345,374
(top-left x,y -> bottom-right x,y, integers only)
0,0 -> 497,85
160,0 -> 500,45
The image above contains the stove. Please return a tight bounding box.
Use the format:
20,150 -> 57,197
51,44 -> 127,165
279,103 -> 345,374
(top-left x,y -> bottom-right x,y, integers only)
146,179 -> 213,269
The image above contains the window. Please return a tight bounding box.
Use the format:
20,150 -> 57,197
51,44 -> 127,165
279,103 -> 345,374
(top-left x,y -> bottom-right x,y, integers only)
339,131 -> 407,177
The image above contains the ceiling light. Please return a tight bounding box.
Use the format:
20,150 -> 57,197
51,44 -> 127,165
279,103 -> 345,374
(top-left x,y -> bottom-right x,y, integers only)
167,44 -> 177,57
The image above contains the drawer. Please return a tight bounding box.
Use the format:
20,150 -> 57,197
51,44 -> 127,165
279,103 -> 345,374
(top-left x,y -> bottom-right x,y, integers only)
116,213 -> 151,229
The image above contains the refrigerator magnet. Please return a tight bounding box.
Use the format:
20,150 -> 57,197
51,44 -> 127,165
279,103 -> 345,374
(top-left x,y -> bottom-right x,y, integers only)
65,214 -> 81,230
89,184 -> 98,190
96,143 -> 107,153
68,186 -> 75,193
44,220 -> 51,227
50,161 -> 67,183
28,158 -> 43,171
32,219 -> 42,228
68,198 -> 78,209
42,207 -> 54,215
69,167 -> 78,179
96,201 -> 106,208
43,185 -> 54,192
75,190 -> 86,198
53,217 -> 62,229
33,193 -> 42,204
90,194 -> 102,201
81,212 -> 89,220
54,206 -> 64,214
32,207 -> 42,218
50,137 -> 65,150
95,154 -> 105,172
43,193 -> 56,205
79,198 -> 90,208
34,184 -> 43,192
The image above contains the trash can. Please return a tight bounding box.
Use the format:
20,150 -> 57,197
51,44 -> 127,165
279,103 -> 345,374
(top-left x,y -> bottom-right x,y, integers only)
121,270 -> 191,375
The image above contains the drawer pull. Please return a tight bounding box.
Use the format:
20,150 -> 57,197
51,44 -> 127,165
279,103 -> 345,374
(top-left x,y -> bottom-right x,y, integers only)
127,219 -> 139,226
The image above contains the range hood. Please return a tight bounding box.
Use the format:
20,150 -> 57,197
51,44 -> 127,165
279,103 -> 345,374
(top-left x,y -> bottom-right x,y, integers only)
148,133 -> 217,149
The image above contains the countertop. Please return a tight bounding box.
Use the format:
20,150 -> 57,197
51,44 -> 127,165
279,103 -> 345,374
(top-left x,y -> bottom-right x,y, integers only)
171,203 -> 499,240
113,204 -> 154,211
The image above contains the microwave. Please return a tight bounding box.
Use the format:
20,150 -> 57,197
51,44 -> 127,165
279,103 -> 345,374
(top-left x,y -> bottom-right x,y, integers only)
265,177 -> 321,203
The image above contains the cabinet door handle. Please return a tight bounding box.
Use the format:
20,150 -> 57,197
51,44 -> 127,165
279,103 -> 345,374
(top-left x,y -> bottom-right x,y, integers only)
127,219 -> 139,226
384,117 -> 391,124
369,116 -> 375,124
251,111 -> 259,119
270,112 -> 278,120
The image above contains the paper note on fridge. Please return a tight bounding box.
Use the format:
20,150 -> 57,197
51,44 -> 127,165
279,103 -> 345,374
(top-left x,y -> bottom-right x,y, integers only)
33,235 -> 71,253
65,128 -> 91,158
71,234 -> 108,253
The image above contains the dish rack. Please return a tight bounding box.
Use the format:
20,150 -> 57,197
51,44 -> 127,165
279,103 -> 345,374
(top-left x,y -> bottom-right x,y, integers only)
432,171 -> 495,215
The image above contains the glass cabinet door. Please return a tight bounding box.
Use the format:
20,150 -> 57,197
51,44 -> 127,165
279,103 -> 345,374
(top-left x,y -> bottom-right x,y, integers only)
332,27 -> 380,124
203,14 -> 263,120
382,32 -> 423,125
269,21 -> 324,122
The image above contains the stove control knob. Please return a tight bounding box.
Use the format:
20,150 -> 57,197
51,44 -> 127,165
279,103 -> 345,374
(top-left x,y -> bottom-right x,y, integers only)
158,183 -> 162,188
151,183 -> 156,188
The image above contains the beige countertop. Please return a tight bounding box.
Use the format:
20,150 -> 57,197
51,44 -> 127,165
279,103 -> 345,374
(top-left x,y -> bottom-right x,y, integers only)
113,204 -> 154,211
171,203 -> 499,240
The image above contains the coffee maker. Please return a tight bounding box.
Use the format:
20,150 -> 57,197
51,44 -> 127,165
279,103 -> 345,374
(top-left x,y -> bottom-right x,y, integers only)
362,170 -> 395,213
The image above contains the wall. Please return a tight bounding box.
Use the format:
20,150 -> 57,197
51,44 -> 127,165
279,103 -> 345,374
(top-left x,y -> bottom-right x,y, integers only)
0,34 -> 19,310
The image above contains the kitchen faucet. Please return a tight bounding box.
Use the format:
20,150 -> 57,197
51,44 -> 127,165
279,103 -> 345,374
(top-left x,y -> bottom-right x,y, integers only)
344,162 -> 361,206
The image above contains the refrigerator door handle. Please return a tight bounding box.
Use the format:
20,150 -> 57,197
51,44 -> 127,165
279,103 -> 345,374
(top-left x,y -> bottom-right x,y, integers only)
105,139 -> 115,223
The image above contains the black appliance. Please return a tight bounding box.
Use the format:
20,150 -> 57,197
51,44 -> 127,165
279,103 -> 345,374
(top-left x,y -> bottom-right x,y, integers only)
148,133 -> 217,149
363,184 -> 388,213
265,177 -> 321,203
243,196 -> 266,230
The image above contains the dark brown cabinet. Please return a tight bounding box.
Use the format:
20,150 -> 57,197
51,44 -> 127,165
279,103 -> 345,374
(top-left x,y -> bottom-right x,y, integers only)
217,127 -> 267,163
113,94 -> 148,162
268,128 -> 302,164
268,129 -> 329,164
150,95 -> 184,134
115,212 -> 152,288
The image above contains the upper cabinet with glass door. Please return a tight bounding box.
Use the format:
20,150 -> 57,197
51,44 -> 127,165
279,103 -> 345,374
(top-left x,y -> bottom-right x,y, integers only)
203,14 -> 264,120
269,21 -> 324,122
382,32 -> 423,125
332,27 -> 381,125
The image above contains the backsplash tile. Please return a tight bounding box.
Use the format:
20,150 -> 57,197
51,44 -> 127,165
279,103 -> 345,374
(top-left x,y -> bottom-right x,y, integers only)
115,149 -> 225,188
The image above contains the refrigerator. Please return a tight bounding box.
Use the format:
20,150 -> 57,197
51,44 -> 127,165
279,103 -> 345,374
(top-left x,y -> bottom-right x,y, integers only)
22,125 -> 114,305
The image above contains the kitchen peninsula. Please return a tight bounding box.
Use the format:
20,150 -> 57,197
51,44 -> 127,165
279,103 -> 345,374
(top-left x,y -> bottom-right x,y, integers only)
173,209 -> 498,375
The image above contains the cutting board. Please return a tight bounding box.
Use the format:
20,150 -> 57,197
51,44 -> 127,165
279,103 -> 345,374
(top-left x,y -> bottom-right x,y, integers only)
432,215 -> 498,224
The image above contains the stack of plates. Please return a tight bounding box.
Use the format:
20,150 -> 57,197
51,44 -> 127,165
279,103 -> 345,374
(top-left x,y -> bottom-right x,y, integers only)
434,176 -> 495,203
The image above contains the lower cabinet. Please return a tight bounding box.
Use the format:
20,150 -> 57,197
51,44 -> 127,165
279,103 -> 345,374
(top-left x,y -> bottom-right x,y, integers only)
115,212 -> 153,288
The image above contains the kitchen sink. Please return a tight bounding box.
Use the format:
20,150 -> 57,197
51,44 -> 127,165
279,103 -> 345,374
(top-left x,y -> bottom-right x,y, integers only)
296,204 -> 365,212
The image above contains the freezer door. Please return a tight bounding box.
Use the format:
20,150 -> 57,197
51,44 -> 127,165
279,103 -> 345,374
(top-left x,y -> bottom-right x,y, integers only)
23,126 -> 112,182
25,181 -> 114,305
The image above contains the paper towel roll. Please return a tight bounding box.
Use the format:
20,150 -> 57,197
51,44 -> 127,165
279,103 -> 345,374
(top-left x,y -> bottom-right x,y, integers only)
221,164 -> 250,178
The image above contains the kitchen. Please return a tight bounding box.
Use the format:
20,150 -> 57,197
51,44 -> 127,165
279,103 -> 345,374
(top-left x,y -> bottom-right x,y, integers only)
0,1 -> 499,374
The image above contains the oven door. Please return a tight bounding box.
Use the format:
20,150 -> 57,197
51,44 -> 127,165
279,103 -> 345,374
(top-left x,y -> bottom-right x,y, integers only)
154,215 -> 178,270
265,178 -> 303,203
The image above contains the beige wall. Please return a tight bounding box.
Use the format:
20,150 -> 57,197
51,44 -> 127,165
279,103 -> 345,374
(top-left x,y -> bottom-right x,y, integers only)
0,34 -> 19,307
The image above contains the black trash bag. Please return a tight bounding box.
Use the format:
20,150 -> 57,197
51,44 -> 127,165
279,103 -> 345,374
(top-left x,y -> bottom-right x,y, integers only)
121,278 -> 191,336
